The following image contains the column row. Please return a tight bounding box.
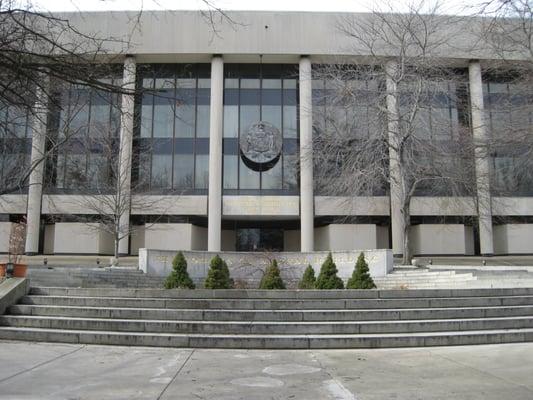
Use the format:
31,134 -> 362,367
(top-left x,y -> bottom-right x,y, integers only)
23,57 -> 494,256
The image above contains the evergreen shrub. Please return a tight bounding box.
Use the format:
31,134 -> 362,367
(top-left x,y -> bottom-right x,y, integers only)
315,252 -> 344,289
298,265 -> 316,289
204,255 -> 233,289
346,252 -> 376,289
259,259 -> 286,289
164,251 -> 195,289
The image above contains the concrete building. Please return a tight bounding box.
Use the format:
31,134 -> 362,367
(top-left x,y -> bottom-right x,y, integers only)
0,10 -> 532,257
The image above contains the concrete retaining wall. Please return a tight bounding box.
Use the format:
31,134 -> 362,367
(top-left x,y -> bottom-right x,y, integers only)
139,249 -> 393,288
494,224 -> 533,254
0,278 -> 29,315
410,224 -> 474,255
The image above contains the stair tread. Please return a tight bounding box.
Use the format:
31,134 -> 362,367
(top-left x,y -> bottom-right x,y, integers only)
1,326 -> 532,338
3,314 -> 533,324
12,303 -> 533,312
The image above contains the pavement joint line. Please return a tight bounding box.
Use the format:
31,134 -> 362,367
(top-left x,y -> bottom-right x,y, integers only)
429,347 -> 533,394
156,348 -> 195,400
311,350 -> 358,399
0,342 -> 86,385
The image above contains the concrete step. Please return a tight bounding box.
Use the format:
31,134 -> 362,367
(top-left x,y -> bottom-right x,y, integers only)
0,326 -> 531,348
10,304 -> 533,321
2,314 -> 533,335
19,294 -> 533,310
374,276 -> 477,283
3,287 -> 533,348
376,283 -> 473,289
29,286 -> 533,299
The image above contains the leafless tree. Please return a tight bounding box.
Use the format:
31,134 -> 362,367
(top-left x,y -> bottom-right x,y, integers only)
0,0 -> 230,196
312,1 -> 478,264
473,0 -> 533,198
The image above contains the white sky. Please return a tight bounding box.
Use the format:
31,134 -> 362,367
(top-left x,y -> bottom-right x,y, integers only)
33,0 -> 478,15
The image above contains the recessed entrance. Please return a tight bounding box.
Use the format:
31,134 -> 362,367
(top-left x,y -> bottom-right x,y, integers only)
236,228 -> 284,252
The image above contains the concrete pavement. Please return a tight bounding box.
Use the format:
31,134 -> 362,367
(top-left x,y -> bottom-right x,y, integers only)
0,341 -> 532,399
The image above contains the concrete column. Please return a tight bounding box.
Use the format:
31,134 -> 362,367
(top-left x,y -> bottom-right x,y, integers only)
469,60 -> 494,255
117,56 -> 136,255
385,60 -> 405,256
25,77 -> 49,255
207,55 -> 224,251
299,56 -> 314,252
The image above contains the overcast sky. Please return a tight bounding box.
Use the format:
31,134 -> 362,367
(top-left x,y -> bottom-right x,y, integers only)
33,0 -> 477,15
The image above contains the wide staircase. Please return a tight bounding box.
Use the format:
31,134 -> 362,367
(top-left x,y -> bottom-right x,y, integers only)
374,269 -> 477,289
1,287 -> 533,348
27,266 -> 165,288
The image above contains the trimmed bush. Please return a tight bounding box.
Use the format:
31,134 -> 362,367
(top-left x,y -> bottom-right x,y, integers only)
298,265 -> 316,289
347,252 -> 376,289
259,259 -> 286,289
315,252 -> 344,289
204,255 -> 233,289
164,251 -> 195,289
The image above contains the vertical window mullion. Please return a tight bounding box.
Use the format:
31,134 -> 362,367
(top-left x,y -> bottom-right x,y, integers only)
171,72 -> 177,190
193,70 -> 198,191
149,71 -> 155,191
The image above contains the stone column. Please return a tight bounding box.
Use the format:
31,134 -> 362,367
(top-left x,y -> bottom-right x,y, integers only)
208,55 -> 224,251
299,56 -> 314,252
117,56 -> 136,255
469,60 -> 494,255
25,77 -> 49,255
385,61 -> 405,257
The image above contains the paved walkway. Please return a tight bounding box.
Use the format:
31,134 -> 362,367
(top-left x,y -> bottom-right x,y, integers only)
0,341 -> 532,399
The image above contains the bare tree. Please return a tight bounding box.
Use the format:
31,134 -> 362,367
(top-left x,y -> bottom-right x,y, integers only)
313,1 -> 477,264
473,0 -> 533,198
0,0 -> 230,196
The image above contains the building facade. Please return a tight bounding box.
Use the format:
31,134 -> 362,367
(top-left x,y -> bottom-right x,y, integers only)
0,10 -> 532,256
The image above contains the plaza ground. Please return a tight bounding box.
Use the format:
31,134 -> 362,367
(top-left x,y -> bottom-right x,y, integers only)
0,341 -> 532,399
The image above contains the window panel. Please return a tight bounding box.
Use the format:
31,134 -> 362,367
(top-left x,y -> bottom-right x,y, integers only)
153,90 -> 175,138
173,153 -> 194,189
224,105 -> 239,138
151,153 -> 172,189
262,161 -> 282,189
283,105 -> 297,138
195,154 -> 209,189
223,154 -> 238,189
239,157 -> 260,189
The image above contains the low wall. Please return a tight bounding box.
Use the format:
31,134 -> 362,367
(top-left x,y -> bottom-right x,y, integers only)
0,278 -> 29,315
139,249 -> 393,288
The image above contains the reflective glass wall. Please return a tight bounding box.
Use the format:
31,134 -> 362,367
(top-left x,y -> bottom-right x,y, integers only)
0,103 -> 32,192
222,64 -> 299,194
484,79 -> 533,196
46,77 -> 122,192
135,64 -> 210,193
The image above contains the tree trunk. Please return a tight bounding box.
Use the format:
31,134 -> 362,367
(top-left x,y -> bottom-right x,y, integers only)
402,208 -> 412,265
114,235 -> 119,263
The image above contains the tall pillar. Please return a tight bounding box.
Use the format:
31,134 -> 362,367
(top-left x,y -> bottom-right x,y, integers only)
469,60 -> 494,255
25,77 -> 49,255
385,60 -> 405,256
299,56 -> 314,252
207,55 -> 224,252
117,56 -> 136,255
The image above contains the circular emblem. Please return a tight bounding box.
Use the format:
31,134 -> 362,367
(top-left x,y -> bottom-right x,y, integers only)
240,121 -> 282,168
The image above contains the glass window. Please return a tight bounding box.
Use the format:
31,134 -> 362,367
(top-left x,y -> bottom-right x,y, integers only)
221,64 -> 299,193
151,153 -> 172,189
173,153 -> 194,188
239,157 -> 260,189
153,90 -> 174,138
262,161 -> 282,189
223,154 -> 238,189
195,154 -> 209,189
135,64 -> 212,192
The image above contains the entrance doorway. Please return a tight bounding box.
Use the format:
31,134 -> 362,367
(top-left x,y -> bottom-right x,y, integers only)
236,228 -> 284,252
